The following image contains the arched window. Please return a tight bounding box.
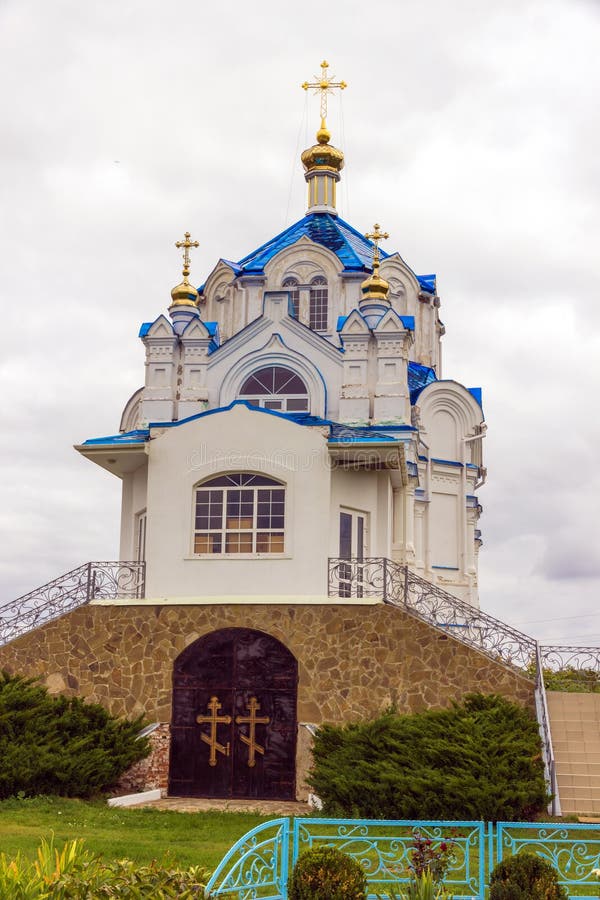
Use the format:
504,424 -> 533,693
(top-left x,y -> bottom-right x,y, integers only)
309,276 -> 328,330
194,473 -> 285,555
239,365 -> 309,412
282,277 -> 300,318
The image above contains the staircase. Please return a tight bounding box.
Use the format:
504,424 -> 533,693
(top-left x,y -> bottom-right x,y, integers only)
547,692 -> 600,816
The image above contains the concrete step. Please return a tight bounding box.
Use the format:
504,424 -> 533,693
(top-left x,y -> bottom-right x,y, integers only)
556,762 -> 600,777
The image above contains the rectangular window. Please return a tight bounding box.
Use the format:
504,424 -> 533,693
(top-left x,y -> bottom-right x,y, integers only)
309,286 -> 328,330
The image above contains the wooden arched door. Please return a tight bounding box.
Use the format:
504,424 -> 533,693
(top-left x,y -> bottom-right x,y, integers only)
169,628 -> 298,799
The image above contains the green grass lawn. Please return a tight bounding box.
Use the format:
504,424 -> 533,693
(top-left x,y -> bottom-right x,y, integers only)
0,796 -> 271,870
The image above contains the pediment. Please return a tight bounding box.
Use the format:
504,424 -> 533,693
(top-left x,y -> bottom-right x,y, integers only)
373,309 -> 404,335
145,315 -> 174,339
340,310 -> 370,336
181,318 -> 211,340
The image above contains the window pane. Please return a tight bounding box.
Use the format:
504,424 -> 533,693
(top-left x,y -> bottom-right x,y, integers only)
286,398 -> 309,411
195,533 -> 222,554
226,532 -> 253,553
265,400 -> 282,410
257,532 -> 284,552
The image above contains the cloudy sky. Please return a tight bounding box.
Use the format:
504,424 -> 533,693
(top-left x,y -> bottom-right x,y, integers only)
1,0 -> 599,644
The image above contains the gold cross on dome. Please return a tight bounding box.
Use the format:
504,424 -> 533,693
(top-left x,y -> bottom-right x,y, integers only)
235,696 -> 270,768
175,231 -> 199,280
365,223 -> 389,264
302,60 -> 347,124
196,696 -> 232,767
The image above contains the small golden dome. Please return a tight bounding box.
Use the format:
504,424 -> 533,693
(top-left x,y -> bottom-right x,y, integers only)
301,119 -> 344,174
361,263 -> 390,303
170,279 -> 199,307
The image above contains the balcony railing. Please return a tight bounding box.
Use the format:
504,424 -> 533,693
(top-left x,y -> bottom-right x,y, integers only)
0,561 -> 145,648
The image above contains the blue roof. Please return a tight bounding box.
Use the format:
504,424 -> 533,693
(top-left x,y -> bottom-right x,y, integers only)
468,387 -> 482,406
138,322 -> 154,337
417,274 -> 436,293
236,213 -> 391,274
82,403 -> 401,447
337,312 -> 415,332
83,429 -> 149,446
408,361 -> 437,403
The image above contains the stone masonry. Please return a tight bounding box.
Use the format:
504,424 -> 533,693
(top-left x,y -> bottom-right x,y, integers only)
0,601 -> 535,798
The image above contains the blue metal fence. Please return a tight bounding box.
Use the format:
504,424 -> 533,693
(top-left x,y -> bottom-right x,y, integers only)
205,818 -> 600,899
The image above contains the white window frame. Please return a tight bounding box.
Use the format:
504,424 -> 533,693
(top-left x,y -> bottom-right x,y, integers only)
193,473 -> 286,557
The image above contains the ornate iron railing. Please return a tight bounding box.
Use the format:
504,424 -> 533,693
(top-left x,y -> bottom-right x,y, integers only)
206,818 -> 600,899
328,558 -> 537,671
294,819 -> 485,899
0,561 -> 145,647
539,645 -> 600,687
205,817 -> 290,899
496,821 -> 600,898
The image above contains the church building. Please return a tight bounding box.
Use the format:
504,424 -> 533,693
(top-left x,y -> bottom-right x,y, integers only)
0,64 -> 534,801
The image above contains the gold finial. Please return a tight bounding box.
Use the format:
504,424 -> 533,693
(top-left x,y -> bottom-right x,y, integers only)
365,223 -> 390,267
175,231 -> 199,281
361,223 -> 390,302
171,230 -> 200,307
302,60 -> 347,137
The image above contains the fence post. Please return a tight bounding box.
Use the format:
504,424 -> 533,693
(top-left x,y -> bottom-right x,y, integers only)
85,562 -> 92,602
382,557 -> 388,603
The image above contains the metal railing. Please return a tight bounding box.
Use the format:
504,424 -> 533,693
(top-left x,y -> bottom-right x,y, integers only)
0,561 -> 145,648
207,817 -> 600,899
328,557 -> 537,671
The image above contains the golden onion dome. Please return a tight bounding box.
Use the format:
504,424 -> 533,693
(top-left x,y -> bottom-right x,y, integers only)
360,262 -> 390,303
170,278 -> 199,307
301,119 -> 345,174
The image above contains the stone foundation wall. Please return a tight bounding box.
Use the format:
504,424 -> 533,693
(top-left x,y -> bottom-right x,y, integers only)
0,601 -> 535,798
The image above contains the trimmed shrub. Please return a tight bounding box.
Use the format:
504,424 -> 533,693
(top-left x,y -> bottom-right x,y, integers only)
308,693 -> 549,821
489,852 -> 568,899
288,846 -> 367,900
0,671 -> 149,798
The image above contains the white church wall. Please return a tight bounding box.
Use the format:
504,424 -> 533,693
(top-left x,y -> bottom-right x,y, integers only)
119,463 -> 148,561
143,404 -> 332,599
329,468 -> 394,558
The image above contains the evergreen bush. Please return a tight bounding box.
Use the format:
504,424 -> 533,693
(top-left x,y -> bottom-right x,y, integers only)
288,846 -> 367,900
0,671 -> 149,798
489,852 -> 568,899
308,693 -> 549,821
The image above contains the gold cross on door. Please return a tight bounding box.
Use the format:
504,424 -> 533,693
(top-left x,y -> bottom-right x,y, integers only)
196,695 -> 232,766
235,696 -> 270,767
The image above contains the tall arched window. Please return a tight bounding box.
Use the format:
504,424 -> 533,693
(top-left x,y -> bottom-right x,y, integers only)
194,473 -> 285,555
239,365 -> 309,412
282,277 -> 300,318
309,276 -> 328,330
